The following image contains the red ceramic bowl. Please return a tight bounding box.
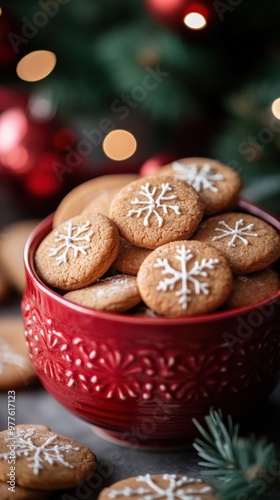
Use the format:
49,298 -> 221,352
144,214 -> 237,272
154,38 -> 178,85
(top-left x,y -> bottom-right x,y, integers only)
22,199 -> 280,448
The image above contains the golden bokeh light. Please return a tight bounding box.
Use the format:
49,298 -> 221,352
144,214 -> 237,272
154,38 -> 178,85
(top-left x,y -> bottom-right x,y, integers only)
183,12 -> 207,30
271,98 -> 280,120
16,50 -> 57,82
103,130 -> 137,161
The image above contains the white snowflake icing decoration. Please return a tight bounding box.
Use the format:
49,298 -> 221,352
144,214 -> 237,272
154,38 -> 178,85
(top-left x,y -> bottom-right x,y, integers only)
127,182 -> 180,227
107,473 -> 213,499
172,161 -> 224,192
49,220 -> 93,265
0,339 -> 28,374
212,219 -> 258,247
0,428 -> 78,475
154,245 -> 219,309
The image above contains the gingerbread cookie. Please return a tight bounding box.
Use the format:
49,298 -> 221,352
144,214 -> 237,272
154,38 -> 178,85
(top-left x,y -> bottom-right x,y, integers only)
193,212 -> 280,275
224,268 -> 280,309
112,238 -> 151,275
0,220 -> 39,293
53,174 -> 139,227
157,157 -> 242,216
0,425 -> 96,490
64,274 -> 141,312
137,241 -> 232,316
109,176 -> 204,250
98,474 -> 216,500
35,213 -> 119,291
0,318 -> 36,391
0,481 -> 52,500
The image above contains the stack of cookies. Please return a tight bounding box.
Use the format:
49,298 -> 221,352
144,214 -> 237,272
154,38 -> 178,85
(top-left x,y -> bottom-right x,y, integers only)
35,159 -> 280,317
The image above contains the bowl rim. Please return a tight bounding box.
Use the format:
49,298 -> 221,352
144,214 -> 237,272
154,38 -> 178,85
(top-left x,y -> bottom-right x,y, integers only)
24,198 -> 280,326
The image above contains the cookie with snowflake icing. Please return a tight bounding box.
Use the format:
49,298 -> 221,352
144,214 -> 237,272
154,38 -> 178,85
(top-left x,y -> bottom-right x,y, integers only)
35,213 -> 120,291
98,474 -> 217,500
64,274 -> 142,312
137,240 -> 232,316
0,425 -> 96,490
0,318 -> 36,391
109,176 -> 204,250
192,212 -> 280,275
157,157 -> 242,216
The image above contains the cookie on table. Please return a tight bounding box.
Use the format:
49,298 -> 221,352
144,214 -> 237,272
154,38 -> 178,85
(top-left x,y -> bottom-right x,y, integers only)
193,212 -> 280,275
157,157 -> 242,216
0,480 -> 52,500
64,274 -> 141,312
0,425 -> 96,490
53,174 -> 139,227
0,220 -> 39,293
0,318 -> 36,391
98,474 -> 216,499
224,268 -> 280,310
137,241 -> 232,317
112,238 -> 151,275
35,213 -> 119,291
110,176 -> 204,250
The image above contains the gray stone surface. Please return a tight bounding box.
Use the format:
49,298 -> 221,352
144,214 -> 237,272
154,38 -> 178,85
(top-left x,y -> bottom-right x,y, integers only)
0,383 -> 279,499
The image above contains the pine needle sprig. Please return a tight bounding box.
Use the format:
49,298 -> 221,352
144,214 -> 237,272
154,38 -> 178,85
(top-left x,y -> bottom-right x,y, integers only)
193,409 -> 280,500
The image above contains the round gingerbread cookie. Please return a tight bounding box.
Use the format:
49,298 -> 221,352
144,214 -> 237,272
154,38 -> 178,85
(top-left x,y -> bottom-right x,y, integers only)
224,268 -> 280,310
193,212 -> 280,275
0,220 -> 40,293
0,481 -> 52,500
109,176 -> 204,250
53,174 -> 139,227
64,274 -> 141,312
137,240 -> 232,316
0,425 -> 96,490
0,318 -> 37,391
157,157 -> 242,216
98,474 -> 216,500
35,213 -> 119,291
112,238 -> 151,275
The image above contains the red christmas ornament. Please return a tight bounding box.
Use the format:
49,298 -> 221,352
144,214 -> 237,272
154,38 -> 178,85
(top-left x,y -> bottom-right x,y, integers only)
140,153 -> 174,177
0,87 -> 84,215
145,0 -> 213,31
144,0 -> 185,27
24,153 -> 66,198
